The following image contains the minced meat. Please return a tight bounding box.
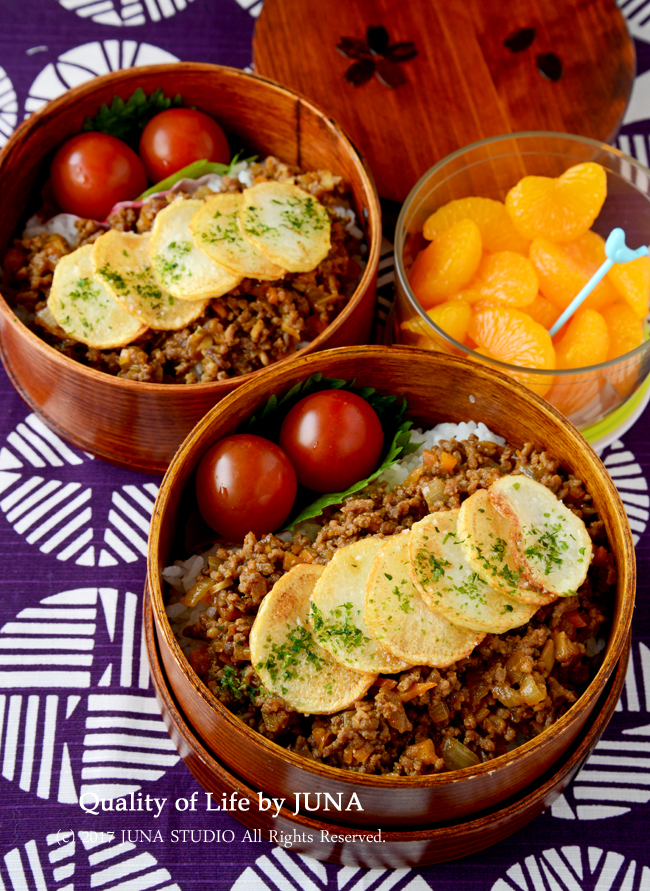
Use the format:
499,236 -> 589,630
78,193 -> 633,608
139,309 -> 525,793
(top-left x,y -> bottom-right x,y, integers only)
171,434 -> 615,775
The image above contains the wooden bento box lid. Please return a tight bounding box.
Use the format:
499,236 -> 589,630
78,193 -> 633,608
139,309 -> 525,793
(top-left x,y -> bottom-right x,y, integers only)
253,0 -> 635,203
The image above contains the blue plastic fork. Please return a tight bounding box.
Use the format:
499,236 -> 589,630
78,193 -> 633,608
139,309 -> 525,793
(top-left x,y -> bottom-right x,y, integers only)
548,228 -> 649,338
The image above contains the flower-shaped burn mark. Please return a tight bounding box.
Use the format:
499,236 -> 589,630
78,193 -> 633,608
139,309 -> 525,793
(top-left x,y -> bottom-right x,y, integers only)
537,52 -> 563,81
504,28 -> 536,53
503,28 -> 563,82
336,25 -> 418,88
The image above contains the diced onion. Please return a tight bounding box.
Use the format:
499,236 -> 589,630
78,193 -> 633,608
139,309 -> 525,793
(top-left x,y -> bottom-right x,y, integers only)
441,737 -> 480,770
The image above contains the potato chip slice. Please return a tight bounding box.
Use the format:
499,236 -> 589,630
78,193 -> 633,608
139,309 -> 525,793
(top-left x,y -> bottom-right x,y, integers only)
489,476 -> 593,596
48,243 -> 147,349
92,230 -> 208,330
150,198 -> 241,300
190,192 -> 286,280
409,512 -> 538,634
249,563 -> 376,714
364,532 -> 484,667
311,537 -> 411,674
239,182 -> 331,273
457,489 -> 555,606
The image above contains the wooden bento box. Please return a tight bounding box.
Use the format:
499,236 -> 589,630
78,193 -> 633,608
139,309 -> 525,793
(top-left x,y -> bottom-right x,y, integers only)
147,346 -> 635,835
0,63 -> 381,473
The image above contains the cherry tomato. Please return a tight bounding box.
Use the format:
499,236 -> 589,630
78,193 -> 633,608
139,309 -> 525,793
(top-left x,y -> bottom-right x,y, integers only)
50,132 -> 148,221
279,390 -> 384,493
139,108 -> 230,182
195,434 -> 297,540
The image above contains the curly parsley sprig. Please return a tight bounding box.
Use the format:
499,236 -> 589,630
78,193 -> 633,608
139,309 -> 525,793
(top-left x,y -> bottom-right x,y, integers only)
82,87 -> 183,146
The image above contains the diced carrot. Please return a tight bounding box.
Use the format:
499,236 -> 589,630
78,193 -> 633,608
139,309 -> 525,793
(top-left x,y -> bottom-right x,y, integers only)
283,551 -> 305,571
565,610 -> 588,628
399,681 -> 438,702
592,546 -> 608,565
403,466 -> 425,487
440,451 -> 458,473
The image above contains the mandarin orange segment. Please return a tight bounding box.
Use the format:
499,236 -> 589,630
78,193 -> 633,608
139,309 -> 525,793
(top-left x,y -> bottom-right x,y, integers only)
553,308 -> 609,369
599,301 -> 644,399
545,377 -> 605,423
505,162 -> 607,243
607,254 -> 650,319
401,299 -> 470,337
467,305 -> 555,395
414,334 -> 456,355
409,218 -> 482,308
525,293 -> 560,329
468,305 -> 555,368
470,343 -> 554,397
426,297 -> 472,342
600,302 -> 645,359
455,287 -> 484,305
471,250 -> 538,307
529,236 -> 617,312
422,197 -> 531,253
564,229 -> 607,266
403,298 -> 472,354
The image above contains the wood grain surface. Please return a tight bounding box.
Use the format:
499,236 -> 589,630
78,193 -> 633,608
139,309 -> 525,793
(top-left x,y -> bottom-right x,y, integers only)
144,588 -> 630,866
147,345 -> 636,829
0,64 -> 381,473
253,0 -> 635,202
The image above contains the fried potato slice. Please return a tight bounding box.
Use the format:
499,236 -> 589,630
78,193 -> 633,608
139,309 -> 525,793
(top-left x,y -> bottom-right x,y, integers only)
48,243 -> 148,349
250,563 -> 376,714
238,182 -> 331,273
190,192 -> 286,280
364,532 -> 485,667
457,488 -> 555,606
92,230 -> 208,330
311,537 -> 412,674
489,475 -> 593,596
150,198 -> 241,300
409,512 -> 538,634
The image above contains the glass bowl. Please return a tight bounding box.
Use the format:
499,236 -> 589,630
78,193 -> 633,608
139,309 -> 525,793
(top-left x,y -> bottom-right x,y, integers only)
393,132 -> 650,438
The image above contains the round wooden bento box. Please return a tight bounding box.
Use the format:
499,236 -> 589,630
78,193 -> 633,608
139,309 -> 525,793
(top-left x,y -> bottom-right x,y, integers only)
0,64 -> 381,473
146,346 -> 635,852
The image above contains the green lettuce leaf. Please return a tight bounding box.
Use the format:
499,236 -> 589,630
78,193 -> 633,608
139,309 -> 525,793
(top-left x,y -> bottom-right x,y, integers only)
136,152 -> 256,200
244,373 -> 422,529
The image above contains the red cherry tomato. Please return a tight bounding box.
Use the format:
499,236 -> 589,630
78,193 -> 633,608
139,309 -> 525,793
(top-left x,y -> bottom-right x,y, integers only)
139,108 -> 230,182
195,434 -> 297,540
279,390 -> 384,493
50,132 -> 148,221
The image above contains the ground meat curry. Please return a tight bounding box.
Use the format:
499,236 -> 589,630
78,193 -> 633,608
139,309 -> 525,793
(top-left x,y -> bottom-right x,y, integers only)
2,156 -> 363,384
170,434 -> 615,776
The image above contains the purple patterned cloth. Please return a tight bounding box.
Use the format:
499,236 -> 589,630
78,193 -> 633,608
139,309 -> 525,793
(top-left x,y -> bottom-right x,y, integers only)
0,2 -> 649,888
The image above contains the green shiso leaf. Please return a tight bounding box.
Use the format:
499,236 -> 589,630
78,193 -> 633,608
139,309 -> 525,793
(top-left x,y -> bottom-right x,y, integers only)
244,373 -> 422,529
82,87 -> 183,146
